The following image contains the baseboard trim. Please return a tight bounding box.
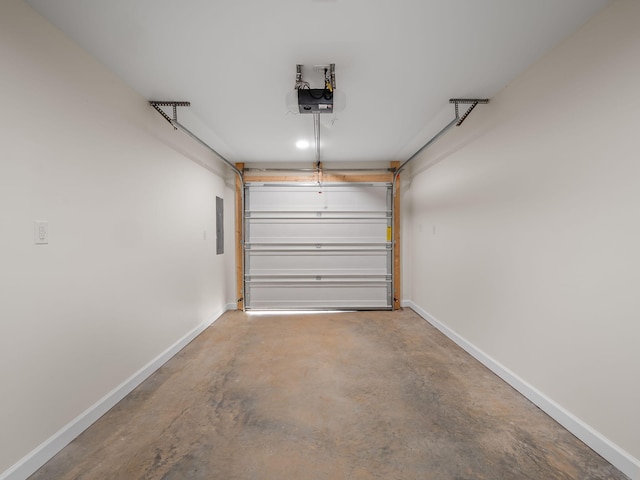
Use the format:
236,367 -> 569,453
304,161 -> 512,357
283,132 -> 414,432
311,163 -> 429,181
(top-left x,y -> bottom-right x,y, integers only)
402,300 -> 639,480
0,305 -> 231,480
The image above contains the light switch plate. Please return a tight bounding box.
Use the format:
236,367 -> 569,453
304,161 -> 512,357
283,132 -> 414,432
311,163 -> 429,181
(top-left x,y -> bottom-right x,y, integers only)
35,220 -> 48,244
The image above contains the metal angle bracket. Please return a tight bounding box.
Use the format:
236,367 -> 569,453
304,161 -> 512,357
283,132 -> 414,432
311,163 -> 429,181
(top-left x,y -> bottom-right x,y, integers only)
449,98 -> 489,126
149,100 -> 191,129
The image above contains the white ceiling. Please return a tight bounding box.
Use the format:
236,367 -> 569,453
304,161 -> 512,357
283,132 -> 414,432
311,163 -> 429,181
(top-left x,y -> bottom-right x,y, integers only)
27,0 -> 609,165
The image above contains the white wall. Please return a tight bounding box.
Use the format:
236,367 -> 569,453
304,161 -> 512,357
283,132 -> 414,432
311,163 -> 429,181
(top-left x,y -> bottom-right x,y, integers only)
0,0 -> 237,477
405,0 -> 640,477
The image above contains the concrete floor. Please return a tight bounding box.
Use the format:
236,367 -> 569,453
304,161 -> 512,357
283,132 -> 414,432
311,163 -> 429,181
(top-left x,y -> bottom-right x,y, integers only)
30,309 -> 627,480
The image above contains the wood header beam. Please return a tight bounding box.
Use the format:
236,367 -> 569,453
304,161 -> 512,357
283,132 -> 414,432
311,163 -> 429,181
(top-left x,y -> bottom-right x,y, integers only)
243,173 -> 394,184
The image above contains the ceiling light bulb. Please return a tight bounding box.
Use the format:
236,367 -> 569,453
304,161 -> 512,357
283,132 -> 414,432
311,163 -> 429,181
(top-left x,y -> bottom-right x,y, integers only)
296,140 -> 310,149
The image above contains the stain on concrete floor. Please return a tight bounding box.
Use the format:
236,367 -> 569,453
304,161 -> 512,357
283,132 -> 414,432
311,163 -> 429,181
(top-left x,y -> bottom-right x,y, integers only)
29,309 -> 628,479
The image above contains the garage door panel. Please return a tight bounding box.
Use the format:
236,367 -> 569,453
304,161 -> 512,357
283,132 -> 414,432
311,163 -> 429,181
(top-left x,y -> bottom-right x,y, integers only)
247,220 -> 387,244
247,186 -> 388,212
246,250 -> 389,276
246,283 -> 391,310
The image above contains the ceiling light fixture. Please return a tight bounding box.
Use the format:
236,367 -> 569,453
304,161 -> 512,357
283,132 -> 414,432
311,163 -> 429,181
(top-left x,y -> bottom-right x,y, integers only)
296,139 -> 310,149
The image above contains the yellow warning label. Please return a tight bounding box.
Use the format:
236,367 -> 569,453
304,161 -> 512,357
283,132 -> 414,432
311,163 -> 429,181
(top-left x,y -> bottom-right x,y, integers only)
387,226 -> 392,242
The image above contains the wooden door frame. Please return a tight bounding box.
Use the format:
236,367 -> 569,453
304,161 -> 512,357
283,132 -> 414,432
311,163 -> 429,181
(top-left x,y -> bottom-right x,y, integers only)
235,162 -> 401,310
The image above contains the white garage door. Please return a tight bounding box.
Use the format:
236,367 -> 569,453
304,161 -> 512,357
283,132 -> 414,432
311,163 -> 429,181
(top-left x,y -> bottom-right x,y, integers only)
244,183 -> 393,310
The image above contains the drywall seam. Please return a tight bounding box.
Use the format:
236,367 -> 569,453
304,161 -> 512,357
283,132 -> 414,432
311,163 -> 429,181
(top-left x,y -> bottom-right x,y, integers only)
0,306 -> 231,480
401,300 -> 640,480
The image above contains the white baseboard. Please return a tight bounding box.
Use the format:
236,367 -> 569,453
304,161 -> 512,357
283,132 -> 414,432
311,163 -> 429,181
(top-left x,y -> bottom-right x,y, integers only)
0,305 -> 231,480
402,300 -> 640,480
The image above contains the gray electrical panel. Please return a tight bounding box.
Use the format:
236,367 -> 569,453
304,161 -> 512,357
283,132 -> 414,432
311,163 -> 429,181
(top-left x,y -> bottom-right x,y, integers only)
216,196 -> 223,255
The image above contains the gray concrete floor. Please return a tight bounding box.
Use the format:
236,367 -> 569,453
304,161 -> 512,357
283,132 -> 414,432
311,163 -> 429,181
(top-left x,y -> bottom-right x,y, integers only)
30,309 -> 627,479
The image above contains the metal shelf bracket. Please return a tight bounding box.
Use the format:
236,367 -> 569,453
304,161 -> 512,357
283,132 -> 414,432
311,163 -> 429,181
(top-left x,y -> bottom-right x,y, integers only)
149,100 -> 191,129
449,98 -> 489,126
